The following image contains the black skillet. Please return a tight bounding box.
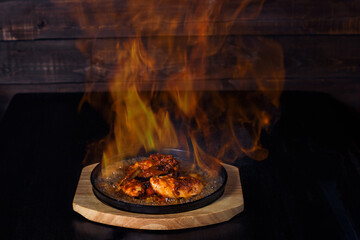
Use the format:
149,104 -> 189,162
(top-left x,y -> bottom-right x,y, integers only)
90,148 -> 228,214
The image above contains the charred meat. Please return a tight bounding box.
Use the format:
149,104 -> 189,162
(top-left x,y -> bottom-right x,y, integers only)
150,175 -> 204,199
117,153 -> 203,200
123,153 -> 179,180
119,179 -> 144,197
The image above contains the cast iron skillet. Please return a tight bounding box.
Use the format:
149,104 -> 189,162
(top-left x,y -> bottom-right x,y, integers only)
90,148 -> 228,214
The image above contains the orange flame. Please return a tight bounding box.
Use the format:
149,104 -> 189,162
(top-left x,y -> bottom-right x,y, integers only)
60,0 -> 284,174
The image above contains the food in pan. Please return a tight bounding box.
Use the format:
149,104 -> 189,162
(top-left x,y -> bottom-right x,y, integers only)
117,153 -> 204,200
122,153 -> 179,180
93,152 -> 224,206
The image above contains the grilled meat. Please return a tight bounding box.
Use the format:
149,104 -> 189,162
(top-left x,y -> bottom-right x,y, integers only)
119,179 -> 144,197
124,153 -> 179,180
119,153 -> 204,200
150,175 -> 204,199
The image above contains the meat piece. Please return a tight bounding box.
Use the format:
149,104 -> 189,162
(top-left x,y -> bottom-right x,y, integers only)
149,176 -> 176,198
119,179 -> 145,197
150,175 -> 204,199
124,154 -> 179,180
145,184 -> 156,196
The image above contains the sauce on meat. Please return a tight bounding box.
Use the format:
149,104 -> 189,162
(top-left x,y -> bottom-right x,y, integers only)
94,154 -> 223,206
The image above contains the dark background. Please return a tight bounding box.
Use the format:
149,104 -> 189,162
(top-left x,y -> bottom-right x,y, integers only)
0,91 -> 359,239
0,0 -> 360,239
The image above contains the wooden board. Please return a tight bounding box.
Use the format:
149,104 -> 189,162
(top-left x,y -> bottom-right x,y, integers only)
1,0 -> 360,41
73,163 -> 244,230
2,36 -> 360,85
1,35 -> 360,113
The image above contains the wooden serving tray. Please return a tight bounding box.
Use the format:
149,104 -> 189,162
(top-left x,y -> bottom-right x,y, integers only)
73,163 -> 244,230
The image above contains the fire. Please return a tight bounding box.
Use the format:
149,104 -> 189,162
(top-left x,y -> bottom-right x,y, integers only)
60,0 -> 284,174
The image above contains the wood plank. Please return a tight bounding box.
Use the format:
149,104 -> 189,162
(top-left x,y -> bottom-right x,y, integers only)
1,35 -> 359,113
73,163 -> 244,230
0,40 -> 88,84
1,36 -> 359,85
1,0 -> 360,41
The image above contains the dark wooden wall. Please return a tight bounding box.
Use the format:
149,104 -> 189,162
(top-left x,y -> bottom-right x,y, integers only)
1,0 -> 360,117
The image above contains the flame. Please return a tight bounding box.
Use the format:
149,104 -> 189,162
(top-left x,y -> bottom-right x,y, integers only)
58,0 -> 284,174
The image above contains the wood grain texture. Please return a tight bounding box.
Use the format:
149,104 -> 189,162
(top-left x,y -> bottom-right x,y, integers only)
73,163 -> 244,230
1,35 -> 359,114
1,36 -> 359,85
1,0 -> 360,41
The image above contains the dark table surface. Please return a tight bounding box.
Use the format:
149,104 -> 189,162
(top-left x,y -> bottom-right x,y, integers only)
0,91 -> 359,240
